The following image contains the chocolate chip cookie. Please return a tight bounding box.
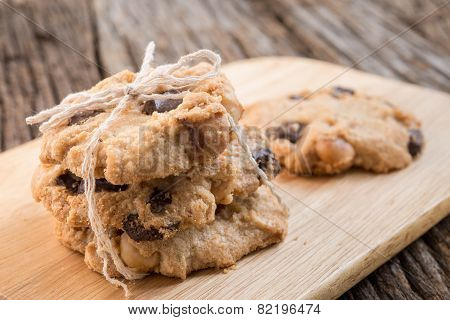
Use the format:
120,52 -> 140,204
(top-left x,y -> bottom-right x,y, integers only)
242,86 -> 424,175
39,63 -> 243,185
55,185 -> 288,279
29,45 -> 289,289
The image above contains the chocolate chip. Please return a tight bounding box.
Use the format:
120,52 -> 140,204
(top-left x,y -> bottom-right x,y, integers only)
215,204 -> 233,219
189,126 -> 206,150
56,171 -> 82,194
76,178 -> 128,193
266,121 -> 305,144
288,94 -> 304,100
165,221 -> 180,231
332,86 -> 355,97
142,101 -> 157,115
56,171 -> 128,194
142,90 -> 183,115
94,179 -> 128,192
407,128 -> 423,157
109,228 -> 124,238
148,188 -> 172,214
122,213 -> 164,241
252,147 -> 281,177
122,213 -> 180,242
181,121 -> 207,151
215,204 -> 226,214
68,110 -> 102,125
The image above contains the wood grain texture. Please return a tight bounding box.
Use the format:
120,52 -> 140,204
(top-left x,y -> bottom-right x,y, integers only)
0,57 -> 449,299
0,0 -> 448,299
0,0 -> 101,150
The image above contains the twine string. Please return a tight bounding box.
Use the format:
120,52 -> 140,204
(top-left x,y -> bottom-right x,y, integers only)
227,115 -> 286,209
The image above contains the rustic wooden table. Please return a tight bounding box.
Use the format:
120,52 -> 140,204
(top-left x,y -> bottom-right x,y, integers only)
0,0 -> 448,299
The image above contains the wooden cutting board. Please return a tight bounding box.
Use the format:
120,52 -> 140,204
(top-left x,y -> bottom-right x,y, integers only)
0,57 -> 449,300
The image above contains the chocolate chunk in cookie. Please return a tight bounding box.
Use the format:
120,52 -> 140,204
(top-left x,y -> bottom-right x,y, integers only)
332,86 -> 355,98
77,177 -> 128,193
252,147 -> 281,176
68,110 -> 103,126
266,121 -> 305,144
122,213 -> 164,241
57,171 -> 128,194
188,126 -> 204,149
109,228 -> 124,238
122,213 -> 180,242
166,221 -> 181,232
179,118 -> 228,156
215,204 -> 227,214
56,172 -> 82,194
407,129 -> 423,157
142,90 -> 183,115
93,179 -> 128,193
148,188 -> 172,214
288,94 -> 304,100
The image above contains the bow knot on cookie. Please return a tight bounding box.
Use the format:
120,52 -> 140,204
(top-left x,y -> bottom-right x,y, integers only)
123,84 -> 137,97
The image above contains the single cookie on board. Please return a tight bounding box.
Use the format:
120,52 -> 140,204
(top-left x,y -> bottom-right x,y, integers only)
55,185 -> 288,279
32,127 -> 280,240
39,63 -> 243,185
242,86 -> 424,175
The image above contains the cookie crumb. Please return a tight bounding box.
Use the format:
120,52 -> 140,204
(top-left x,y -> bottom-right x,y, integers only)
222,265 -> 237,274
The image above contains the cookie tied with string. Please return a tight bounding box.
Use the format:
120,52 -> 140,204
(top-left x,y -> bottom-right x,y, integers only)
27,42 -> 287,296
34,64 -> 243,185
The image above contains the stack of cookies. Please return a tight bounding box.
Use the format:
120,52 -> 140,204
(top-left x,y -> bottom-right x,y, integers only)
31,62 -> 288,280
